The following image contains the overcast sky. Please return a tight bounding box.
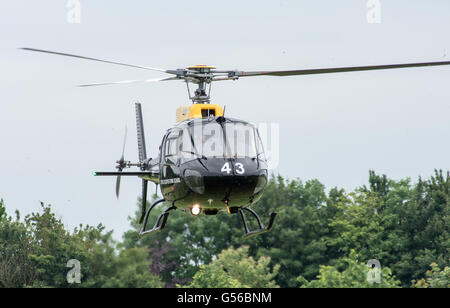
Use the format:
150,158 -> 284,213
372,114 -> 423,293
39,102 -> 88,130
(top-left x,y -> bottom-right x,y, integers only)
1,1 -> 449,239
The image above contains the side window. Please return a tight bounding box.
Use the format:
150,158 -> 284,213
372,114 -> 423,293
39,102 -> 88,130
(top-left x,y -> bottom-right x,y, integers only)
164,130 -> 181,163
167,139 -> 177,156
256,130 -> 266,162
158,138 -> 165,164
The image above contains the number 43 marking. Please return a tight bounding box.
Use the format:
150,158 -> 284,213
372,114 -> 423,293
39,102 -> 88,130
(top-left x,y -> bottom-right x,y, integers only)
221,162 -> 245,175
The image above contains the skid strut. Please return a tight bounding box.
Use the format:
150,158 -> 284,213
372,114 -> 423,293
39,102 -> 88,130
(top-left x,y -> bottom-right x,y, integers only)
139,199 -> 176,237
239,207 -> 277,237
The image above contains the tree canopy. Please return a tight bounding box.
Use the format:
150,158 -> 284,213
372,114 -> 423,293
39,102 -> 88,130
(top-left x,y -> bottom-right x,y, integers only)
0,170 -> 448,288
184,246 -> 279,288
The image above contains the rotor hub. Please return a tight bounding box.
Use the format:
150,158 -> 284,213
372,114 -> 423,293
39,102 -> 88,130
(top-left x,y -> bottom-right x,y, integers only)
184,65 -> 218,104
187,64 -> 216,72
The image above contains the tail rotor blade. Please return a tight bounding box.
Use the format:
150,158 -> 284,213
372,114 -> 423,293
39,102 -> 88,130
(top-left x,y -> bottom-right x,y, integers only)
120,125 -> 128,162
115,175 -> 122,199
116,126 -> 128,199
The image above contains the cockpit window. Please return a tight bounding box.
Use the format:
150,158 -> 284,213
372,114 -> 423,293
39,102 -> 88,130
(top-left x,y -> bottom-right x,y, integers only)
177,120 -> 259,161
224,122 -> 257,158
255,130 -> 266,162
164,130 -> 181,163
179,122 -> 224,160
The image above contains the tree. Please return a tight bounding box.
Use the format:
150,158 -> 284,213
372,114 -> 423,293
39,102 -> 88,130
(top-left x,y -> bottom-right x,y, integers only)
122,177 -> 332,288
122,171 -> 449,288
0,200 -> 36,287
230,176 -> 335,287
412,263 -> 450,288
391,170 -> 449,285
185,246 -> 279,288
103,247 -> 164,288
2,169 -> 448,288
122,194 -> 241,287
324,170 -> 450,287
0,200 -> 163,288
24,203 -> 117,287
184,265 -> 244,288
297,250 -> 401,288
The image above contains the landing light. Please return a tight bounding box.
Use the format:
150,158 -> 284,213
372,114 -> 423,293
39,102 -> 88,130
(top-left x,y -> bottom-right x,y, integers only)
191,204 -> 201,216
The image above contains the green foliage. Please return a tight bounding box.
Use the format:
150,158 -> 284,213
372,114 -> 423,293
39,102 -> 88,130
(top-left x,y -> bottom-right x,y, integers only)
297,250 -> 401,288
412,263 -> 450,288
184,265 -> 244,288
237,176 -> 333,287
122,194 -> 241,287
121,170 -> 449,288
1,169 -> 448,288
103,247 -> 164,288
325,170 -> 450,286
0,200 -> 36,287
185,246 -> 279,288
0,201 -> 162,288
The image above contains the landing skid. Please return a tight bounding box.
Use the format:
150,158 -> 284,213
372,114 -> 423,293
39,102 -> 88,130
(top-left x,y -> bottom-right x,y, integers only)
139,199 -> 276,237
239,207 -> 277,237
139,199 -> 176,237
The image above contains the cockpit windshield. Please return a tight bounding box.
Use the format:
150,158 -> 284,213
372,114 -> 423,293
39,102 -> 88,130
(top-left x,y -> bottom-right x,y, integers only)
173,120 -> 262,162
224,122 -> 257,158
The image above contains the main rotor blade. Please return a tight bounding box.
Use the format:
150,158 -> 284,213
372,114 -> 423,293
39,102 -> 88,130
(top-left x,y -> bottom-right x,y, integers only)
95,172 -> 154,176
78,77 -> 178,87
20,48 -> 169,73
238,60 -> 450,77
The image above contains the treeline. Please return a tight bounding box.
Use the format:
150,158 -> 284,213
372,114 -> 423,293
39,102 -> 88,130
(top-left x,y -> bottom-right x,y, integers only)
0,170 -> 448,288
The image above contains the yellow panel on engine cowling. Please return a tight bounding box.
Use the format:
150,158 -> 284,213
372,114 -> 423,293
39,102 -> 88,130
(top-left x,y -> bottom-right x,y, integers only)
176,104 -> 224,123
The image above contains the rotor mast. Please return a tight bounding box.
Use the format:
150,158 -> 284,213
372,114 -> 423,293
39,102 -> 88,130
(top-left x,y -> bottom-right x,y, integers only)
185,65 -> 216,104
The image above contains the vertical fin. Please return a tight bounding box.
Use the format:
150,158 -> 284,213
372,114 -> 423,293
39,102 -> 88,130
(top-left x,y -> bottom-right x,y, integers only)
135,102 -> 147,165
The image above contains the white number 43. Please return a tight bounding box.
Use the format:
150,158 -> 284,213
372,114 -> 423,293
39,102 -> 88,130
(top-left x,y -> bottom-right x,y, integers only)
221,162 -> 245,175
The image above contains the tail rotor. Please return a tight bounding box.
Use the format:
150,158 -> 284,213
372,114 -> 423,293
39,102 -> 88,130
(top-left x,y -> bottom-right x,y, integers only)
95,103 -> 155,213
115,126 -> 128,199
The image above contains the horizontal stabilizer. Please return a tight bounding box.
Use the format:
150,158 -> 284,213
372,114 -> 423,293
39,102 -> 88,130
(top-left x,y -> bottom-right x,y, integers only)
94,171 -> 153,176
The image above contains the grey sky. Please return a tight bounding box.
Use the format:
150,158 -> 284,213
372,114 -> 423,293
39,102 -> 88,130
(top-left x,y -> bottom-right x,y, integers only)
1,1 -> 449,239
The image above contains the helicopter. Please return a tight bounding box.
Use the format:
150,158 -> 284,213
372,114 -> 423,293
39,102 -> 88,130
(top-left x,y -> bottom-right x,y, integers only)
21,47 -> 450,237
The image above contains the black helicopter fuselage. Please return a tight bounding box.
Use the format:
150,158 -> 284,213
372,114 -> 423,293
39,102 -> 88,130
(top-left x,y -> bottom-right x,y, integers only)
157,116 -> 268,215
95,105 -> 276,237
160,157 -> 267,212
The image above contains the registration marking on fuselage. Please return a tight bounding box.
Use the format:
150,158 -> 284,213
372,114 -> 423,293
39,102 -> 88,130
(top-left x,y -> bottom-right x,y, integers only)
160,178 -> 181,185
